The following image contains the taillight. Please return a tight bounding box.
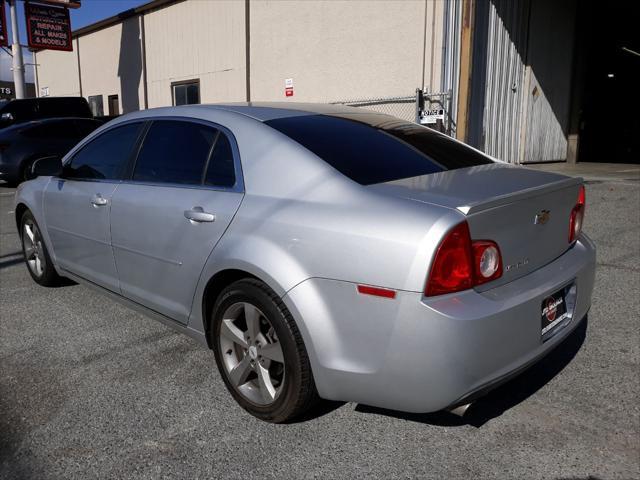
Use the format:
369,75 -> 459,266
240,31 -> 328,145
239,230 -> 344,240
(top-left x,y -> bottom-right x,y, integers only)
568,185 -> 586,243
472,241 -> 503,285
425,222 -> 474,296
425,221 -> 503,296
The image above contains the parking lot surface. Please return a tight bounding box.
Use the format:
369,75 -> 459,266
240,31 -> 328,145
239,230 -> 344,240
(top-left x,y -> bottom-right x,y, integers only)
1,167 -> 639,479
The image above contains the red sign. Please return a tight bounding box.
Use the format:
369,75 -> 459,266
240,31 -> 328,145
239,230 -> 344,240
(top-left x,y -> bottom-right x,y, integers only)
0,1 -> 8,47
33,0 -> 81,8
25,2 -> 73,52
285,87 -> 294,97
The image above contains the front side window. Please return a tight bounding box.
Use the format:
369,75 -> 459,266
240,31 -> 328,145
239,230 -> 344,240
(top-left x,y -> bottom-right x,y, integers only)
133,120 -> 216,185
172,81 -> 200,106
64,122 -> 143,180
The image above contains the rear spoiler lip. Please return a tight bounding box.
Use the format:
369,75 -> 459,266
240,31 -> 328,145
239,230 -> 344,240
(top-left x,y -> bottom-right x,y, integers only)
457,176 -> 584,216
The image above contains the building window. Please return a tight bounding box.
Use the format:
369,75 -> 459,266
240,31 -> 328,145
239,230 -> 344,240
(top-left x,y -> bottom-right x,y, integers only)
88,95 -> 104,116
108,95 -> 119,116
172,80 -> 200,106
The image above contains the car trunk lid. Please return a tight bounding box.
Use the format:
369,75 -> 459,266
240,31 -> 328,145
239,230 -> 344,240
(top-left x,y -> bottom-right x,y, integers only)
369,163 -> 583,287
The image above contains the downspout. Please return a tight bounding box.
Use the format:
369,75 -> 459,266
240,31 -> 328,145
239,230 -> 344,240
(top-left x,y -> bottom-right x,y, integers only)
141,14 -> 149,109
245,0 -> 251,102
421,0 -> 428,90
428,0 -> 437,90
33,51 -> 39,96
441,0 -> 450,92
76,37 -> 83,97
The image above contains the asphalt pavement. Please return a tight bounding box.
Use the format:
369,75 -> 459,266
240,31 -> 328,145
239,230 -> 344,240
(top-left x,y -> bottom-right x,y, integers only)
1,164 -> 638,479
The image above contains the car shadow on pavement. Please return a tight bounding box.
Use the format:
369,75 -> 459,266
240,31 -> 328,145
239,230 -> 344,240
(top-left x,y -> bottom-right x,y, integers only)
0,252 -> 77,287
355,316 -> 588,428
0,253 -> 24,270
289,399 -> 347,423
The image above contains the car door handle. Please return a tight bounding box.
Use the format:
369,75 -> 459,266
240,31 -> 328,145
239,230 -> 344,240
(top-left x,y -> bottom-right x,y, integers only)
91,194 -> 108,207
184,206 -> 216,223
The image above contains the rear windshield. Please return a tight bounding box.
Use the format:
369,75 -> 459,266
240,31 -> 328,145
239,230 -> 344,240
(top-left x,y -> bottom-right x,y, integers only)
264,113 -> 493,185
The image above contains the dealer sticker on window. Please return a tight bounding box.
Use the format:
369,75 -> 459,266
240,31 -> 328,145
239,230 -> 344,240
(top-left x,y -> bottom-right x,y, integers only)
541,289 -> 569,337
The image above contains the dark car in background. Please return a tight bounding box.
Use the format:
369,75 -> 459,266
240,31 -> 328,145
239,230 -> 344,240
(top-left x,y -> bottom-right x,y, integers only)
0,117 -> 103,186
0,97 -> 93,129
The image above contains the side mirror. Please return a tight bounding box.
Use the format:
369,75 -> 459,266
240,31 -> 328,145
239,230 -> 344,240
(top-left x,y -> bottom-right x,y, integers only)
29,155 -> 63,180
0,112 -> 13,126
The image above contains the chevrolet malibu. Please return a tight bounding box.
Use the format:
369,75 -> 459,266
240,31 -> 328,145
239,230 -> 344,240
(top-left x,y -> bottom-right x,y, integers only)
15,103 -> 596,423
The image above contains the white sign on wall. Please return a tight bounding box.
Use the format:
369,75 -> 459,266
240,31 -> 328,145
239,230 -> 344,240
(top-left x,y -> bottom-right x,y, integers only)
285,78 -> 294,97
40,86 -> 50,97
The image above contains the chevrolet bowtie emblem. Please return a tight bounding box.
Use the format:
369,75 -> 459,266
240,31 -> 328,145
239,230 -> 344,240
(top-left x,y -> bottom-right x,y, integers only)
534,210 -> 551,225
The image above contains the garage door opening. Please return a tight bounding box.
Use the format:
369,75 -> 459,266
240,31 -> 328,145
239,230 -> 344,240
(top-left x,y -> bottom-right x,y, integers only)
573,3 -> 639,164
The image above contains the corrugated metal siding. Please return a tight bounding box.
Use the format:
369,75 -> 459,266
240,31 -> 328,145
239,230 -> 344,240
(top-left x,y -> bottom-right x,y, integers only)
482,0 -> 529,163
441,0 -> 463,136
522,71 -> 569,162
521,0 -> 576,163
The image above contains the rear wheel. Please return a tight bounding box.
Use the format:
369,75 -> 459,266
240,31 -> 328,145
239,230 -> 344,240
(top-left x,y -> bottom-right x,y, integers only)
211,278 -> 319,423
20,210 -> 61,286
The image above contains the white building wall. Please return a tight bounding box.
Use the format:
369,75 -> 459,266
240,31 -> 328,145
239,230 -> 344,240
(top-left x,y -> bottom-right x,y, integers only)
143,0 -> 247,108
33,45 -> 81,97
249,0 -> 444,103
33,0 -> 445,121
77,17 -> 145,114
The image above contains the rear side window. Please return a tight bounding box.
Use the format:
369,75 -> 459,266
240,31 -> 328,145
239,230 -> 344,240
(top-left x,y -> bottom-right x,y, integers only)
204,132 -> 236,188
64,122 -> 143,180
133,120 -> 216,185
264,114 -> 493,185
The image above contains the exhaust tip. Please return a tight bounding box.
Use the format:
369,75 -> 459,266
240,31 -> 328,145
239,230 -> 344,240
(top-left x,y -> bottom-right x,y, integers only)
447,403 -> 472,417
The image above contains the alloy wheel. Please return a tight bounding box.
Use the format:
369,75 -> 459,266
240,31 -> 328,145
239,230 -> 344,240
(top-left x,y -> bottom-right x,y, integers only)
23,219 -> 45,278
218,302 -> 285,405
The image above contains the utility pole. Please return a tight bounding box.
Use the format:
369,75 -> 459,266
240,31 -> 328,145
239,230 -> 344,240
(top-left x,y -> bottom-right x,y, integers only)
9,0 -> 26,99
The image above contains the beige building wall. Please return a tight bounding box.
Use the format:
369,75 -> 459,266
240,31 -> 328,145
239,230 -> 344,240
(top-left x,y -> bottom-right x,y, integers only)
249,0 -> 444,103
77,17 -> 145,114
33,43 -> 81,97
34,0 -> 445,121
143,0 -> 247,108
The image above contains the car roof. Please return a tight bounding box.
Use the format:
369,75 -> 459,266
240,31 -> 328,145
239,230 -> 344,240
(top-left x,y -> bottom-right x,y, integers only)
168,102 -> 380,122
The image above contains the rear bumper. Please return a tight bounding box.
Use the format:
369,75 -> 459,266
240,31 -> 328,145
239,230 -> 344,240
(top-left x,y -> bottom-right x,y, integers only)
284,233 -> 596,413
445,310 -> 588,411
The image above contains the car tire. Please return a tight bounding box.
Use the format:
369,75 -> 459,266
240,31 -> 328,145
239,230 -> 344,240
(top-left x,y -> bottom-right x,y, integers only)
211,278 -> 319,423
20,210 -> 62,286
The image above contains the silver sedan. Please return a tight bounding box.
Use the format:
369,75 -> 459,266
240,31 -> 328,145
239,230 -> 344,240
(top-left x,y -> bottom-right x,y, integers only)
14,103 -> 596,422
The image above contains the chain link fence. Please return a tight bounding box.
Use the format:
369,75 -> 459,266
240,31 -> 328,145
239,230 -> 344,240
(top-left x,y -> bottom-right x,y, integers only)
331,89 -> 455,136
329,95 -> 418,123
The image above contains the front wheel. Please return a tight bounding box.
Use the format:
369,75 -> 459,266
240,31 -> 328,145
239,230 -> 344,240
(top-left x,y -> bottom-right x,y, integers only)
211,278 -> 319,423
20,210 -> 61,286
